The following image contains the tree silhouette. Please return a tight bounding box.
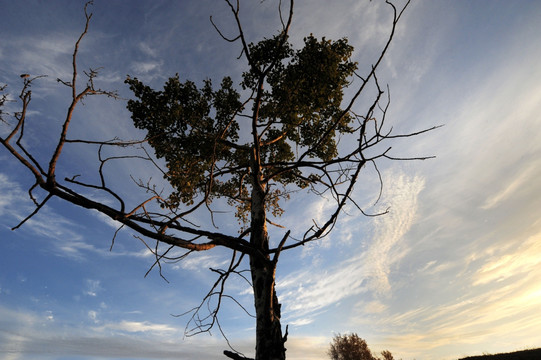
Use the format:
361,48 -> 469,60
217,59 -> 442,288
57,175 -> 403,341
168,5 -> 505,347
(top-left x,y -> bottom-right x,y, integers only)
328,334 -> 395,360
0,1 -> 433,360
380,350 -> 395,360
328,334 -> 374,360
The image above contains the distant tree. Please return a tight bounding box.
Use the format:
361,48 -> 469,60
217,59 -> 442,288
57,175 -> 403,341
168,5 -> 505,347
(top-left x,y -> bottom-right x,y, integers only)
380,349 -> 395,360
0,1 -> 432,360
328,334 -> 374,360
328,334 -> 395,360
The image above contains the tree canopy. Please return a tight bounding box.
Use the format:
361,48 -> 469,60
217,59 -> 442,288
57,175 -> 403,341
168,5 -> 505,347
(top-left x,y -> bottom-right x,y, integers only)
124,33 -> 358,224
328,334 -> 395,360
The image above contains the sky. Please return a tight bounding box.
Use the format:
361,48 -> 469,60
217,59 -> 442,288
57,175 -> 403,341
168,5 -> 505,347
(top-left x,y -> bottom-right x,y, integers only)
1,1 -> 541,359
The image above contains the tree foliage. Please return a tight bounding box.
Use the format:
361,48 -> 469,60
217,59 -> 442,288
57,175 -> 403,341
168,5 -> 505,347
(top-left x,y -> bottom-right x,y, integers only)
329,334 -> 374,360
328,334 -> 395,360
125,33 -> 358,224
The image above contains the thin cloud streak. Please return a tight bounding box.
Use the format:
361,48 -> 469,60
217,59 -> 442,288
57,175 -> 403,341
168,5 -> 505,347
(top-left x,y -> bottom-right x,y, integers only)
94,320 -> 178,334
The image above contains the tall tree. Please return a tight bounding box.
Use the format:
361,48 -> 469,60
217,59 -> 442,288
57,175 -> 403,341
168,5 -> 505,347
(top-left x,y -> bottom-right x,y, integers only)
0,1 -> 432,360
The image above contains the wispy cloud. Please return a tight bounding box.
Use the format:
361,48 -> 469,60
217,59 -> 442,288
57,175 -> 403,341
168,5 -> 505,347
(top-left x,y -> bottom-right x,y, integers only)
0,304 -> 208,359
132,60 -> 163,75
473,233 -> 541,286
175,253 -> 230,272
480,163 -> 537,210
95,320 -> 178,334
88,310 -> 98,323
361,300 -> 388,314
351,225 -> 541,358
279,170 -> 424,324
0,33 -> 81,85
138,41 -> 159,58
366,170 -> 425,296
83,279 -> 102,297
0,173 -> 27,218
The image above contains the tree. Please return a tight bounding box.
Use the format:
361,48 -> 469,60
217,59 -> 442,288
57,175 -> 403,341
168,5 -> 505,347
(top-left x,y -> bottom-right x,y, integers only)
328,334 -> 395,360
0,1 -> 432,360
380,350 -> 395,360
328,334 -> 374,360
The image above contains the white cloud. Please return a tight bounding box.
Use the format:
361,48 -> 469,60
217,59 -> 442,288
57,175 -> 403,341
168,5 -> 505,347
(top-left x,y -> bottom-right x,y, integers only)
362,300 -> 388,314
0,173 -> 36,221
84,279 -> 102,297
88,310 -> 98,323
138,41 -> 158,58
365,170 -> 425,296
0,173 -> 106,261
177,253 -> 229,272
96,320 -> 177,334
289,318 -> 314,327
0,303 -> 223,359
92,210 -> 123,230
0,173 -> 155,260
473,233 -> 541,286
418,259 -> 437,273
132,60 -> 163,74
278,170 -> 424,322
1,33 -> 79,82
481,164 -> 537,210
280,262 -> 368,317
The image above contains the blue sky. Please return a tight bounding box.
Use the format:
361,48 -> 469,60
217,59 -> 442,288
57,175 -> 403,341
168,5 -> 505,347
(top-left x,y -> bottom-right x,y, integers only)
1,1 -> 541,359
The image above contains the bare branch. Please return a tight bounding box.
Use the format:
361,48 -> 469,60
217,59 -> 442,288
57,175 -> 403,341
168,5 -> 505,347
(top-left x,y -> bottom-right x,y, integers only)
210,15 -> 241,43
47,1 -> 94,182
11,193 -> 53,230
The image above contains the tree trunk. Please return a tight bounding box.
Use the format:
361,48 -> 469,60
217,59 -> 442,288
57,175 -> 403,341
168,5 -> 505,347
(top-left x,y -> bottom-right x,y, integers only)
250,254 -> 286,360
249,173 -> 286,360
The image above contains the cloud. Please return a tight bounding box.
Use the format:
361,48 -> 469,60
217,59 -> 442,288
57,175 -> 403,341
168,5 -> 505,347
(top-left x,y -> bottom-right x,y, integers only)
95,320 -> 177,334
383,279 -> 541,356
473,233 -> 541,286
362,227 -> 541,358
282,259 -> 367,314
480,164 -> 537,210
0,173 -> 27,218
84,279 -> 102,297
0,175 -> 101,261
176,253 -> 230,272
366,170 -> 425,296
0,32 -> 86,90
0,173 -> 156,261
0,304 -> 210,359
92,210 -> 124,230
88,310 -> 98,323
138,41 -> 158,58
278,170 -> 424,323
362,300 -> 388,314
132,60 -> 163,74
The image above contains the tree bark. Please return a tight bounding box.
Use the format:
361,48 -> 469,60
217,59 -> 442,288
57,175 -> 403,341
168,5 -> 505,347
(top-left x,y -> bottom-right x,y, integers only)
250,253 -> 285,360
249,170 -> 286,360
